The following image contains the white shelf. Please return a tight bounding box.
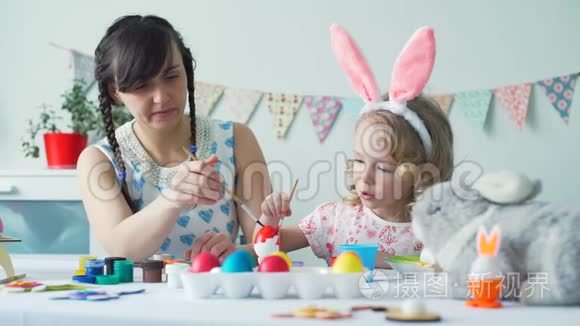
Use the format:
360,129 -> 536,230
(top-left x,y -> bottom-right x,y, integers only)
0,170 -> 80,201
0,169 -> 78,177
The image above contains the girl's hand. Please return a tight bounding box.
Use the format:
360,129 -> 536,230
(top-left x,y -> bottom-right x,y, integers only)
260,192 -> 292,225
163,155 -> 224,209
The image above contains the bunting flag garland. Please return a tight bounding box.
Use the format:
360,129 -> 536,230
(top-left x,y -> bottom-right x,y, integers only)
536,73 -> 578,124
432,94 -> 454,115
304,96 -> 343,143
455,90 -> 493,129
222,88 -> 263,124
493,83 -> 532,130
71,50 -> 96,91
266,93 -> 303,139
194,82 -> 225,116
53,43 -> 579,138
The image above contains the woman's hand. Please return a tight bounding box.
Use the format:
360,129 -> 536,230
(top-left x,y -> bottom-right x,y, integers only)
185,231 -> 236,263
163,155 -> 224,210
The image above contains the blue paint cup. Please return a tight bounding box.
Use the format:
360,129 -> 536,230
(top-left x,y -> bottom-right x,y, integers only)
338,244 -> 379,271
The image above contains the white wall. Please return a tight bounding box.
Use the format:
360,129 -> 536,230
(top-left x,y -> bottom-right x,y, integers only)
1,0 -> 579,264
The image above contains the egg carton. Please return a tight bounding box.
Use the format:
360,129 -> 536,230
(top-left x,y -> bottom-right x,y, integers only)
179,267 -> 367,300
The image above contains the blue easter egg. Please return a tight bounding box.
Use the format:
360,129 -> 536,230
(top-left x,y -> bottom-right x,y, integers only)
221,249 -> 256,273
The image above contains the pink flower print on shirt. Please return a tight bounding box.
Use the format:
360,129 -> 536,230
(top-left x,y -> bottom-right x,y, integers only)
414,242 -> 424,253
319,202 -> 337,211
326,243 -> 334,257
366,230 -> 377,238
302,220 -> 316,235
326,227 -> 335,236
378,225 -> 391,239
321,215 -> 329,223
384,234 -> 397,246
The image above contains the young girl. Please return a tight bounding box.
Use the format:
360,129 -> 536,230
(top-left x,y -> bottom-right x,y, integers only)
254,25 -> 453,268
78,15 -> 271,262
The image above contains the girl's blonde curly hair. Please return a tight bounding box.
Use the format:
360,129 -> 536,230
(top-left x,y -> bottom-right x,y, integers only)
344,94 -> 454,216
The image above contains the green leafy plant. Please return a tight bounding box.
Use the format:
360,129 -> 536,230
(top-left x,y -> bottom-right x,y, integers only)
21,80 -> 133,158
60,81 -> 99,134
21,104 -> 62,158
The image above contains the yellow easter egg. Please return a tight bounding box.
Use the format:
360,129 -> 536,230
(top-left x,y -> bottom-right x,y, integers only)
332,251 -> 364,273
270,251 -> 292,268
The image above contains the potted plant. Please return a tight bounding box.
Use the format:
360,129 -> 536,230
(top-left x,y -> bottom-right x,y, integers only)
21,81 -> 132,168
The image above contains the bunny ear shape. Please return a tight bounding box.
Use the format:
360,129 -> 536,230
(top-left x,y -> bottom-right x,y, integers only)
389,26 -> 436,103
330,24 -> 380,102
476,225 -> 502,257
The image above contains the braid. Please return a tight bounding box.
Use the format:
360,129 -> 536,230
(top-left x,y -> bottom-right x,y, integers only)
184,48 -> 196,147
98,82 -> 135,212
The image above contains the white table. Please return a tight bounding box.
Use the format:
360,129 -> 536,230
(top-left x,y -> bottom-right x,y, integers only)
1,255 -> 578,326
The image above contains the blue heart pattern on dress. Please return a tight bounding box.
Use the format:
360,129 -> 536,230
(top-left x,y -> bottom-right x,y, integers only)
199,209 -> 214,224
177,215 -> 191,228
132,197 -> 144,209
220,202 -> 231,216
219,121 -> 233,130
226,221 -> 235,234
133,175 -> 145,192
160,238 -> 171,251
180,233 -> 196,246
225,137 -> 234,148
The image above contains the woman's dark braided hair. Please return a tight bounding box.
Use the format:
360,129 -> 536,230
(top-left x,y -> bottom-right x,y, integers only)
94,15 -> 197,211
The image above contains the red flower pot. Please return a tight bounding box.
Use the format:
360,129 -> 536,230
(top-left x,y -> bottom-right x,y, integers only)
43,133 -> 88,169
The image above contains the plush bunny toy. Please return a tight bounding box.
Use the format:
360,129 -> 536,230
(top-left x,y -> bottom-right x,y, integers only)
411,170 -> 580,305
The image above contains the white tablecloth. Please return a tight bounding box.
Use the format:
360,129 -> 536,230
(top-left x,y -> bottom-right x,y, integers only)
1,255 -> 578,326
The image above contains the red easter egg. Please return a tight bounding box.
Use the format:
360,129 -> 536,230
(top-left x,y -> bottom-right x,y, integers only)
258,255 -> 290,272
253,225 -> 280,244
189,252 -> 220,273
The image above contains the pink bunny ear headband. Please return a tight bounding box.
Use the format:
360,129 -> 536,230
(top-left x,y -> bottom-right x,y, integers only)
330,24 -> 436,158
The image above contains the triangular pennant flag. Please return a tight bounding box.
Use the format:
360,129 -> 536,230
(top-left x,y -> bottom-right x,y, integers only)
432,94 -> 454,115
493,83 -> 532,130
537,73 -> 578,124
304,96 -> 342,143
194,82 -> 225,116
455,90 -> 493,129
266,93 -> 303,139
223,88 -> 263,124
71,50 -> 96,91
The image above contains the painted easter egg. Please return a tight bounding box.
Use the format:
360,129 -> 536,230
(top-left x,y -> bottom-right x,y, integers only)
269,251 -> 292,268
258,255 -> 290,272
253,225 -> 280,258
189,252 -> 220,273
331,251 -> 364,273
221,250 -> 254,273
253,225 -> 280,244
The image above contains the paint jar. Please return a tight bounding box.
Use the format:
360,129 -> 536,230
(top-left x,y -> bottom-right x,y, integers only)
114,259 -> 134,283
75,255 -> 97,275
105,257 -> 126,275
141,260 -> 165,283
85,259 -> 105,276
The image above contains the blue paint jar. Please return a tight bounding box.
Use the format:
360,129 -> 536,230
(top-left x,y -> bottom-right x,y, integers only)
85,259 -> 105,276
